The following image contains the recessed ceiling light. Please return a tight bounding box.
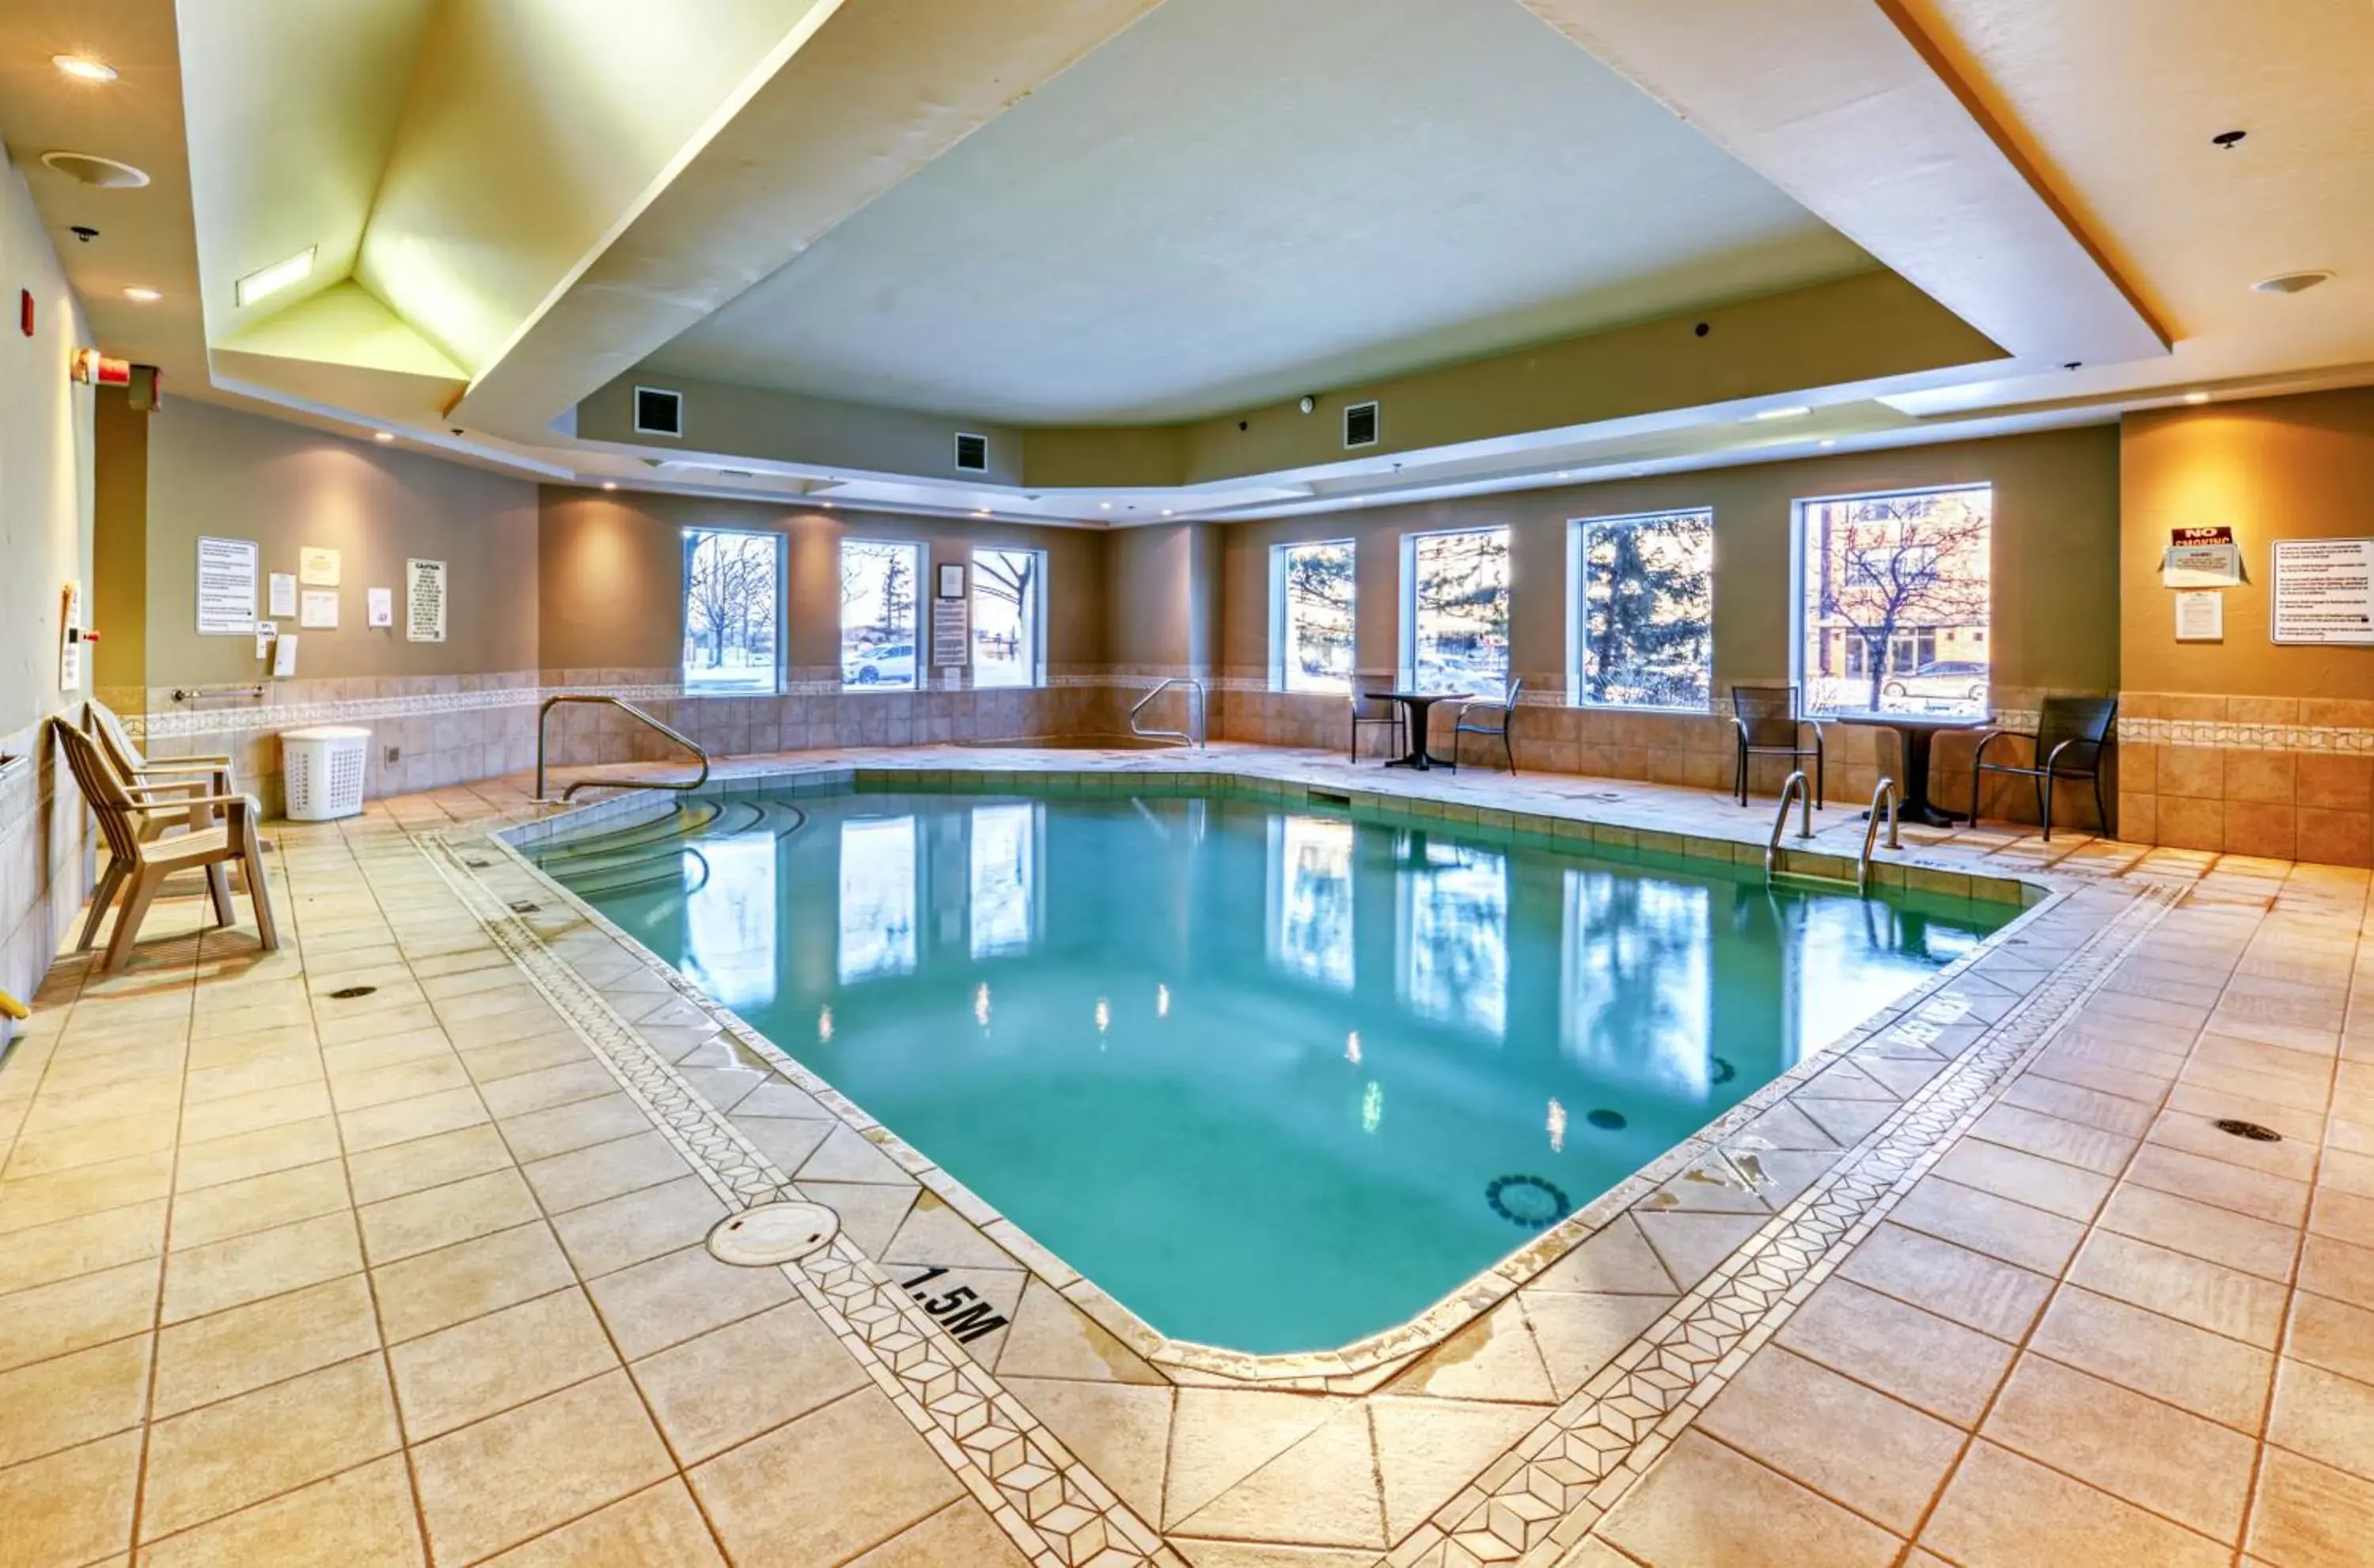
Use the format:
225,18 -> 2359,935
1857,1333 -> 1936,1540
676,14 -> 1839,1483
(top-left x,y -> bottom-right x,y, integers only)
1556,471 -> 1571,479
40,151 -> 148,188
2252,271 -> 2331,295
52,55 -> 117,82
1099,502 -> 1111,511
601,480 -> 618,490
1818,439 -> 1837,449
1162,509 -> 1176,517
1751,406 -> 1812,421
2184,391 -> 2211,405
235,246 -> 315,307
373,431 -> 395,443
121,286 -> 161,303
973,508 -> 990,517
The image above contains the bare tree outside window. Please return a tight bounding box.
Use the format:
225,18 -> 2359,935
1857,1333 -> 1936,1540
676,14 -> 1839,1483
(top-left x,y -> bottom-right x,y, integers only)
1799,487 -> 1992,716
1409,527 -> 1510,696
681,528 -> 780,693
1273,540 -> 1354,692
1576,510 -> 1712,710
972,548 -> 1043,688
841,540 -> 921,690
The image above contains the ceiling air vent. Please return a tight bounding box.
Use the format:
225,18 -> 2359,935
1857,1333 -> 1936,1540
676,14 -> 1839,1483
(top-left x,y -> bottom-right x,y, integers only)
954,432 -> 990,473
633,385 -> 684,438
1344,400 -> 1380,449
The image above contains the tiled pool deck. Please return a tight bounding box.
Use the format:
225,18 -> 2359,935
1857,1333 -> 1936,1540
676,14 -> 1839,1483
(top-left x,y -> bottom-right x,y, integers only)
2,742 -> 2368,1567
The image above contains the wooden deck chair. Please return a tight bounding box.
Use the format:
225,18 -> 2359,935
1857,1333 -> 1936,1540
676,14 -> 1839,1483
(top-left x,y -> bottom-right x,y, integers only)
50,718 -> 278,973
84,700 -> 233,840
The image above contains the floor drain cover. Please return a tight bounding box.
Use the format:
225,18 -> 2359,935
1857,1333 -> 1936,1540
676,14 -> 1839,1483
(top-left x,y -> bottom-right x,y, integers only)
707,1202 -> 840,1267
1485,1174 -> 1571,1229
2214,1118 -> 2282,1142
328,986 -> 377,1001
507,900 -> 541,914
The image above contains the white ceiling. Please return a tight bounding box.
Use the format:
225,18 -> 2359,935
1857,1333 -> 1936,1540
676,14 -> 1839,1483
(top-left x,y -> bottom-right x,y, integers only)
645,0 -> 1875,424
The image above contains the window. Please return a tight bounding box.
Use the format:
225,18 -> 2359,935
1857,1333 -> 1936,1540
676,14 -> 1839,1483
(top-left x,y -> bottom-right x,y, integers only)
681,528 -> 781,693
840,540 -> 922,691
1271,540 -> 1355,692
1572,509 -> 1713,710
1798,485 -> 1992,716
1405,526 -> 1511,695
971,548 -> 1045,688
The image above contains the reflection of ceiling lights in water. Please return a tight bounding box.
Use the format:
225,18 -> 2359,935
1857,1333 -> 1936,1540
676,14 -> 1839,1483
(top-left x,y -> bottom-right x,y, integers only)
1361,1082 -> 1383,1133
817,1006 -> 833,1043
1155,983 -> 1170,1018
974,983 -> 990,1028
1345,1031 -> 1362,1065
1547,1098 -> 1567,1153
1094,997 -> 1110,1034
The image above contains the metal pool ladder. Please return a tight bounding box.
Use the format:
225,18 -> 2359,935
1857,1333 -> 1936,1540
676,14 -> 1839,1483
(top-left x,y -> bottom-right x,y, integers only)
535,695 -> 712,803
1130,677 -> 1207,748
1856,777 -> 1902,894
1764,769 -> 1817,885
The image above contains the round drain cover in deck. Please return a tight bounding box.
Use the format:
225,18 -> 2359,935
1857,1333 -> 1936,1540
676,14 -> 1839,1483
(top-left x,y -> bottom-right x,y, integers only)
707,1202 -> 840,1267
2214,1118 -> 2281,1142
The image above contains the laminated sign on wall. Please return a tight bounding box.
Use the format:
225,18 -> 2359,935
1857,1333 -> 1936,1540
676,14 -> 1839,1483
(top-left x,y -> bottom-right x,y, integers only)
2271,538 -> 2374,646
196,536 -> 259,635
406,558 -> 447,642
2162,525 -> 2243,588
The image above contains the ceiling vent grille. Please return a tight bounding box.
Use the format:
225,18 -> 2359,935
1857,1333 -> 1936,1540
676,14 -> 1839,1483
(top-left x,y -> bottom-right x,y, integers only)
1344,400 -> 1380,449
954,432 -> 990,472
633,386 -> 684,438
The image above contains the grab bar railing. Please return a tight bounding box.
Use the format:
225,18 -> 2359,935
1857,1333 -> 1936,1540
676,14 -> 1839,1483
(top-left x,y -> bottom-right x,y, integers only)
1129,677 -> 1206,748
1764,769 -> 1816,886
535,695 -> 711,804
1857,777 -> 1902,893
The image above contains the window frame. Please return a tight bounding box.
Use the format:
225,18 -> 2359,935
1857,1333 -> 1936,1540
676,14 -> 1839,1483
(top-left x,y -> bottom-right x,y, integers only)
1399,525 -> 1513,697
679,525 -> 785,697
970,545 -> 1048,690
1790,482 -> 1995,719
838,537 -> 926,693
1269,538 -> 1358,694
1565,506 -> 1716,714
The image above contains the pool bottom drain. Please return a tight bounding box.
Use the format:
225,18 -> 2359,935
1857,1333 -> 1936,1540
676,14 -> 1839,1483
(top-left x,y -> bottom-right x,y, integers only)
1486,1174 -> 1571,1229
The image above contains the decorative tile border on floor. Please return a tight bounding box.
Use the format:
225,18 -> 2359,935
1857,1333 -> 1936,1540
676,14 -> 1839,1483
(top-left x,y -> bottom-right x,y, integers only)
1386,882 -> 2181,1568
417,830 -> 1178,1568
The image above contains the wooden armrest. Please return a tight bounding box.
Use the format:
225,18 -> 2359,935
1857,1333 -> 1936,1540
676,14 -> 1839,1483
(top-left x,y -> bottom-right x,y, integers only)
125,778 -> 211,797
133,757 -> 231,772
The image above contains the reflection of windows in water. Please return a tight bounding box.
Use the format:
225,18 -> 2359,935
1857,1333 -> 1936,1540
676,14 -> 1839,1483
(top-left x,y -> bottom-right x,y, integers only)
1396,836 -> 1507,1037
1267,816 -> 1355,989
970,802 -> 1038,960
1559,870 -> 1709,1093
684,835 -> 779,1012
839,816 -> 917,983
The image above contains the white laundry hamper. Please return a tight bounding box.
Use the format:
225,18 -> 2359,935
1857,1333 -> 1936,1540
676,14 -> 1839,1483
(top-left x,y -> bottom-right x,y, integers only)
281,725 -> 372,820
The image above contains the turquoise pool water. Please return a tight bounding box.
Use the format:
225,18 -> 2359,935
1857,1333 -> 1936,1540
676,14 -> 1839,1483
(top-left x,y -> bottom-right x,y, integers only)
528,783 -> 2012,1353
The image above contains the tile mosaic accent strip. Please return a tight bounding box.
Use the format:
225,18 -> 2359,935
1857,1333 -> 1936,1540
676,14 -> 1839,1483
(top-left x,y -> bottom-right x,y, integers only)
419,828 -> 1178,1568
2118,715 -> 2374,753
1389,883 -> 2178,1568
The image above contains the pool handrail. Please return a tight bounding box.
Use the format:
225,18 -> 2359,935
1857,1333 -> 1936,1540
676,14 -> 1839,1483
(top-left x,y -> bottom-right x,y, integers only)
1130,677 -> 1206,748
535,695 -> 711,804
1858,777 -> 1902,894
1765,768 -> 1817,885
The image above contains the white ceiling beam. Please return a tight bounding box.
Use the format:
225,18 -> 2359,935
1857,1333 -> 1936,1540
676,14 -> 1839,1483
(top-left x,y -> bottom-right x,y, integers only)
1516,0 -> 2168,371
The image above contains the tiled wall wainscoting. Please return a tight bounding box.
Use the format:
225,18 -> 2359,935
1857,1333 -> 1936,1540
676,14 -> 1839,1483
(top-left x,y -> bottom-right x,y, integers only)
122,670 -> 1141,815
2114,695 -> 2374,865
0,714 -> 93,1024
1215,674 -> 2091,831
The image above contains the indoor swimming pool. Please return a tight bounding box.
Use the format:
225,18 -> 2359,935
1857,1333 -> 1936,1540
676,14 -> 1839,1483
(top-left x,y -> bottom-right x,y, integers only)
526,782 -> 2015,1353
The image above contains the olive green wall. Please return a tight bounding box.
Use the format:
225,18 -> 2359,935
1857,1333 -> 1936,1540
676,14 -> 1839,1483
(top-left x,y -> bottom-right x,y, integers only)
537,489 -> 1109,676
1216,423 -> 2123,697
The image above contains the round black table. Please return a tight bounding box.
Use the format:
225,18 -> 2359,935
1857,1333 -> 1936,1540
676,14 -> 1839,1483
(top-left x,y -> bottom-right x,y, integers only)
1830,711 -> 1992,826
1366,690 -> 1471,771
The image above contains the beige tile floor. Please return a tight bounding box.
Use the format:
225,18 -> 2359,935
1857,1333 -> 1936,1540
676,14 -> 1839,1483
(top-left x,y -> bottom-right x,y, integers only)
0,743 -> 2368,1567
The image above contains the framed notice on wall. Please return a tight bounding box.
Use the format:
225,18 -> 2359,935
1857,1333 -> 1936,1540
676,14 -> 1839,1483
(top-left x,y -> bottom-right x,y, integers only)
932,598 -> 970,668
2271,538 -> 2374,646
195,536 -> 260,635
406,558 -> 448,642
